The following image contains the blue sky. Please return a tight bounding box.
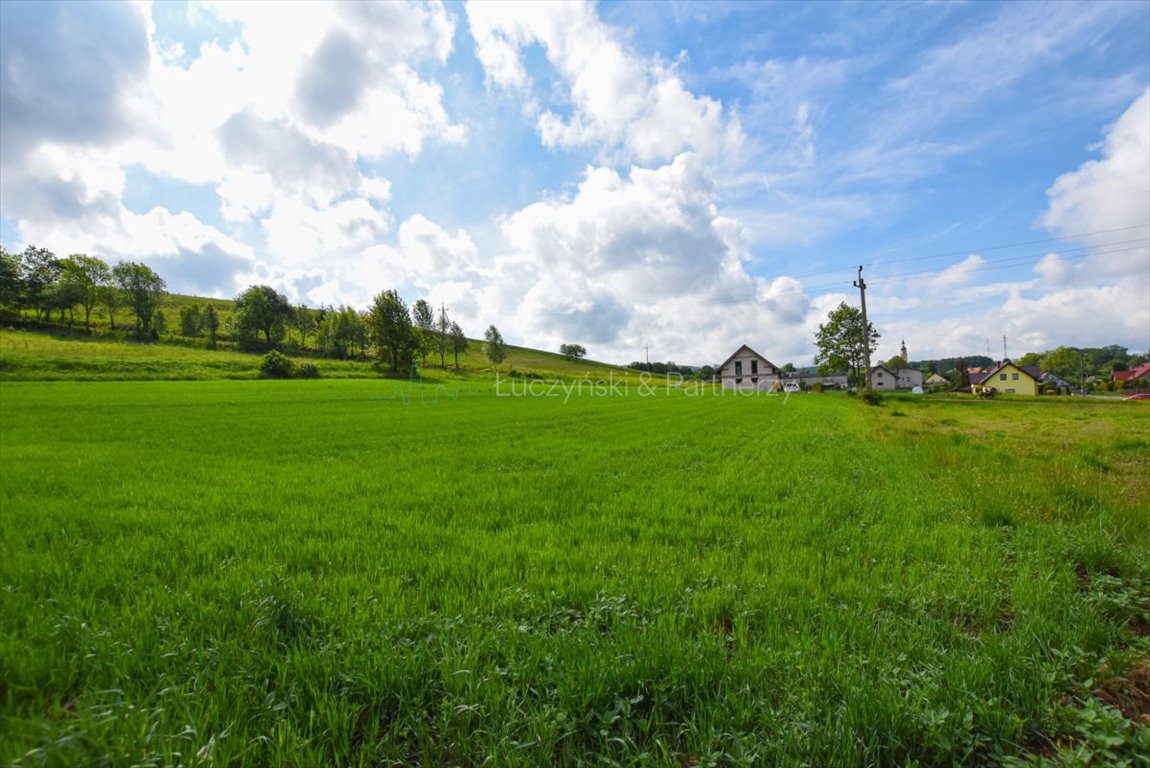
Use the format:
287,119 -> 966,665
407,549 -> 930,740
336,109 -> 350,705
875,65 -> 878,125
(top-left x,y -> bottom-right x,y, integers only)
1,0 -> 1147,365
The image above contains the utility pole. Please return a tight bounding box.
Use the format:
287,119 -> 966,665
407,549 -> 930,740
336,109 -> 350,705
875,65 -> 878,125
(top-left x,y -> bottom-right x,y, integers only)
1003,335 -> 1008,361
854,266 -> 871,391
645,344 -> 649,367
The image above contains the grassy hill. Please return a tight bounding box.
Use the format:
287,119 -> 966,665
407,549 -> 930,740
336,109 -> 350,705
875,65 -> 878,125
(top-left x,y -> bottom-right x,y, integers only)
0,325 -> 640,382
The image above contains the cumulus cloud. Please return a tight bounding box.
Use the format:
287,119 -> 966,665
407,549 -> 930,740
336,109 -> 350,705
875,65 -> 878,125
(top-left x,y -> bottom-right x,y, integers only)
472,153 -> 816,362
466,1 -> 742,164
0,1 -> 463,304
1042,87 -> 1150,277
0,1 -> 150,164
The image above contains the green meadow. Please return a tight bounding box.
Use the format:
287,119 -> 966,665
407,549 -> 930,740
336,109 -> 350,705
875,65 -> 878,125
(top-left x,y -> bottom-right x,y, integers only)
0,327 -> 636,382
1,377 -> 1148,766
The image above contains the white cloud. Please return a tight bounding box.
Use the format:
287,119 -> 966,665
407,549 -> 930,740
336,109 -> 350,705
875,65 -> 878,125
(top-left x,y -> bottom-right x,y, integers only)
466,0 -> 742,164
1042,87 -> 1150,267
470,153 -> 817,363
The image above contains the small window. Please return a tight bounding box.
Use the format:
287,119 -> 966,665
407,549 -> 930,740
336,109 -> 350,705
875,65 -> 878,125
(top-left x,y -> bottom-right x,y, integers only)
1006,388 -> 1016,394
1012,373 -> 1019,380
999,373 -> 1007,381
735,361 -> 743,377
751,360 -> 759,375
751,377 -> 758,384
735,377 -> 743,384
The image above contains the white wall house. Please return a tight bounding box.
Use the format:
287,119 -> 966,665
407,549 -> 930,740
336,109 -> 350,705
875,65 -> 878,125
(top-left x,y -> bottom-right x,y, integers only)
718,344 -> 782,391
869,366 -> 925,390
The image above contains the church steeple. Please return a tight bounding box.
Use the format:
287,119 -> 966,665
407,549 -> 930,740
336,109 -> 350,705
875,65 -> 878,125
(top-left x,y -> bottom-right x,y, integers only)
900,339 -> 908,362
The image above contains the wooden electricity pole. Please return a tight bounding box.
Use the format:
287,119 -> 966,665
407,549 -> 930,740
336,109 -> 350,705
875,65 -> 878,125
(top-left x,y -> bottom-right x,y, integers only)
854,265 -> 871,391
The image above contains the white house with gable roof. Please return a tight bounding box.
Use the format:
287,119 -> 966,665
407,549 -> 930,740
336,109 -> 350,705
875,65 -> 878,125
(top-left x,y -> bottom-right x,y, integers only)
718,344 -> 782,391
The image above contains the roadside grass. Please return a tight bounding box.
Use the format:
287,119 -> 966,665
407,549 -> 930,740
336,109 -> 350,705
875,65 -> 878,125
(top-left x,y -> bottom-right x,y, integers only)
1,383 -> 1147,766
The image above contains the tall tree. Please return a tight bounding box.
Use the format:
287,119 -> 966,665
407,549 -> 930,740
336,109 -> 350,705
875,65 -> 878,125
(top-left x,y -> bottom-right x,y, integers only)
1041,346 -> 1081,383
233,284 -> 293,349
483,324 -> 506,368
449,320 -> 468,369
202,302 -> 220,348
367,290 -> 417,370
814,302 -> 879,390
59,254 -> 111,330
294,303 -> 317,349
20,245 -> 61,321
318,305 -> 365,359
436,304 -> 450,368
112,261 -> 166,335
100,282 -> 124,330
0,246 -> 21,309
411,298 -> 435,365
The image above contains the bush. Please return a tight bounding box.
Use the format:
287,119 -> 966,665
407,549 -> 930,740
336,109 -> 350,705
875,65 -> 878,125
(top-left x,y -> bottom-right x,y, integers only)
295,362 -> 321,379
810,382 -> 824,393
259,350 -> 296,379
861,391 -> 883,406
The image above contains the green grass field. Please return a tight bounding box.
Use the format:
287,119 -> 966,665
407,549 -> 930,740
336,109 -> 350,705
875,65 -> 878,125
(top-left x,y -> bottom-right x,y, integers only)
0,328 -> 639,383
1,376 -> 1148,766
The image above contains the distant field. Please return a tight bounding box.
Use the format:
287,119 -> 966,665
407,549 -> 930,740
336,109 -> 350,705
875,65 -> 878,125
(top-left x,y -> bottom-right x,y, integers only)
1,381 -> 1147,766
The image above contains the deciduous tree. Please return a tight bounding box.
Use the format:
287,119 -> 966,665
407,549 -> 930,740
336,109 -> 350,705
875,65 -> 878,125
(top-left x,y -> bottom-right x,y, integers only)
112,261 -> 166,335
1041,346 -> 1080,383
436,305 -> 450,368
233,284 -> 293,349
411,298 -> 435,365
484,324 -> 506,368
202,302 -> 220,348
367,290 -> 417,370
294,304 -> 317,349
450,321 -> 468,369
0,247 -> 21,309
559,343 -> 587,361
20,245 -> 61,321
180,303 -> 203,337
59,254 -> 111,330
814,302 -> 879,390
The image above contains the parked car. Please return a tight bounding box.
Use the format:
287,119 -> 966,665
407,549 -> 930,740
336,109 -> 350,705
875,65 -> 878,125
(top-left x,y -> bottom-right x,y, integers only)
1124,392 -> 1150,401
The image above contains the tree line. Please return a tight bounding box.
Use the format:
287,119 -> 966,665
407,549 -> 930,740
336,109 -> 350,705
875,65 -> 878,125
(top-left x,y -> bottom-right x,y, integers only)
1,245 -> 168,336
0,244 -> 518,371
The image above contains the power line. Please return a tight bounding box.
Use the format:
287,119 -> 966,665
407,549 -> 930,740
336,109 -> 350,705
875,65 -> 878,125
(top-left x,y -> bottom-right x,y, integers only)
631,237 -> 1148,311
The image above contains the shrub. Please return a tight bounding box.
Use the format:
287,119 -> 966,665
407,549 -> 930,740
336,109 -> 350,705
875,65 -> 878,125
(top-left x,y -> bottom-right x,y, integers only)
295,362 -> 321,379
259,350 -> 296,379
810,382 -> 824,393
861,391 -> 883,406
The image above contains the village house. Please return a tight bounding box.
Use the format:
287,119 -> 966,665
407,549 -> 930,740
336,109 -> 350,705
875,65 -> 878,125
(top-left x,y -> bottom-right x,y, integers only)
970,359 -> 1041,396
925,372 -> 949,387
868,365 -> 925,390
718,344 -> 783,391
1113,361 -> 1150,387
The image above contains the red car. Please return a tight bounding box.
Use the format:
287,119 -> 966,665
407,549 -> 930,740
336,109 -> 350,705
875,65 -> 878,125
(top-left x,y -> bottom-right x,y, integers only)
1125,392 -> 1150,401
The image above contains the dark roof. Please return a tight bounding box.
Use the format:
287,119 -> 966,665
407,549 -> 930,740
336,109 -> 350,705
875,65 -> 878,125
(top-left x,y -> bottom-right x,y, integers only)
974,359 -> 1040,385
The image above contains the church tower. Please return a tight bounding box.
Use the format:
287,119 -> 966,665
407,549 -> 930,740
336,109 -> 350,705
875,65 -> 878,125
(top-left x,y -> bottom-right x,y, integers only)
900,339 -> 908,363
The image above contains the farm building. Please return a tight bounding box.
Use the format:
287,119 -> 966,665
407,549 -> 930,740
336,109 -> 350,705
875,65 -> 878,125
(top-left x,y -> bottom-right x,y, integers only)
718,344 -> 782,391
971,359 -> 1041,395
925,372 -> 949,387
868,365 -> 924,390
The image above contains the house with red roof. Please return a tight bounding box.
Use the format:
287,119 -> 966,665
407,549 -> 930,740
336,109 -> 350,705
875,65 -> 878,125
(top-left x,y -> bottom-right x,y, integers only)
1113,361 -> 1150,386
